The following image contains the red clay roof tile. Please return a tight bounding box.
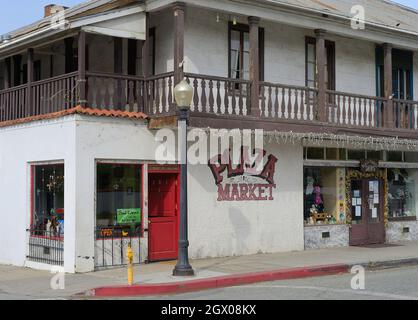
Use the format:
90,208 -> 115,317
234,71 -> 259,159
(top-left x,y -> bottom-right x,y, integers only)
0,106 -> 148,128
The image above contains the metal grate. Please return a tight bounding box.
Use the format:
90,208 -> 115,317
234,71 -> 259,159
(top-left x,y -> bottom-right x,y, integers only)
27,229 -> 64,266
95,228 -> 141,269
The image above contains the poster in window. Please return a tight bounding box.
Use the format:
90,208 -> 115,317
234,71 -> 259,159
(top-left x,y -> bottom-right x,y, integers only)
117,208 -> 141,225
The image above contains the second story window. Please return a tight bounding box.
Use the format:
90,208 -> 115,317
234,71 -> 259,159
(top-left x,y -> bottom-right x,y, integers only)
228,22 -> 264,81
305,37 -> 335,90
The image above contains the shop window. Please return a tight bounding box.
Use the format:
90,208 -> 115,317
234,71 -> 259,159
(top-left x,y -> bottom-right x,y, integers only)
388,169 -> 417,219
306,148 -> 325,160
304,167 -> 346,225
387,151 -> 403,162
347,150 -> 366,160
366,151 -> 383,161
326,148 -> 346,161
96,163 -> 142,238
405,152 -> 418,163
31,164 -> 65,238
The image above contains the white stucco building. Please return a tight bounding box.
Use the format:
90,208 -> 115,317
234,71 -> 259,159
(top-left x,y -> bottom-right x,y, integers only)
1,0 -> 418,273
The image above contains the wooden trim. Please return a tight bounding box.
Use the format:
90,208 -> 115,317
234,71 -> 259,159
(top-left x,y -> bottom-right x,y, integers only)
149,27 -> 156,76
27,48 -> 34,117
77,31 -> 87,107
228,21 -> 265,81
173,2 -> 185,85
383,43 -> 394,128
4,57 -> 11,89
305,36 -> 335,90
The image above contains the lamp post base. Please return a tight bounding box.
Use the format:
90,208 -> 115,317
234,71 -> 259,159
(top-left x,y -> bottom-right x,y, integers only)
173,264 -> 195,277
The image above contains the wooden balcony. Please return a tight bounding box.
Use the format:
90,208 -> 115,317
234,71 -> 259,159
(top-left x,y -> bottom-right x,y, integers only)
1,72 -> 418,139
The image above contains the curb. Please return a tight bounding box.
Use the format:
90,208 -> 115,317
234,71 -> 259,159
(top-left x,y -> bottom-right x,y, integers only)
84,264 -> 349,297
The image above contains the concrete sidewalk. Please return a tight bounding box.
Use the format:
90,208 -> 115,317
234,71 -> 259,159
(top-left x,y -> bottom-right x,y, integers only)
2,241 -> 418,299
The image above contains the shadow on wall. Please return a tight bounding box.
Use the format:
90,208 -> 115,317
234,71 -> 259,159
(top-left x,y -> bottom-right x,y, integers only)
229,207 -> 250,255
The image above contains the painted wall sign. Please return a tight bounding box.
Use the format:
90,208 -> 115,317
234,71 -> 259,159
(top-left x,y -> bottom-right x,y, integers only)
208,148 -> 278,201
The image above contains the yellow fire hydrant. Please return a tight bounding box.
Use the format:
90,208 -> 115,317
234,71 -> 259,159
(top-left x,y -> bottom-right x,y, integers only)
126,244 -> 134,286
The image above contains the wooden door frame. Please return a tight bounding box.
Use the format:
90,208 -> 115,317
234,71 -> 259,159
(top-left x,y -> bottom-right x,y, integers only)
346,169 -> 389,243
147,165 -> 181,262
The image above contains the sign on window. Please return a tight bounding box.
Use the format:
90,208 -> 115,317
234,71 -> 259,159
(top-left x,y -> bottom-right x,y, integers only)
117,208 -> 141,225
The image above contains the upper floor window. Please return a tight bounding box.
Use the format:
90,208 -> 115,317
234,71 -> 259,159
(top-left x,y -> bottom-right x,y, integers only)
305,37 -> 335,90
228,22 -> 264,81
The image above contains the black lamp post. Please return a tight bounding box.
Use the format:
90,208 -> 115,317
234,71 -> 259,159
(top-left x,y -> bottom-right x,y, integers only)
172,79 -> 195,277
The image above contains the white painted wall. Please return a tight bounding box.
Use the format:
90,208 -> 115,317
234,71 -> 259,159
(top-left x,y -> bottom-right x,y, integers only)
188,141 -> 305,258
184,7 -> 378,96
0,118 -> 76,272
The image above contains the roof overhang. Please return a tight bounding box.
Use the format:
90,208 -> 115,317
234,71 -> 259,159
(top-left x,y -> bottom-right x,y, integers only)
0,0 -> 145,58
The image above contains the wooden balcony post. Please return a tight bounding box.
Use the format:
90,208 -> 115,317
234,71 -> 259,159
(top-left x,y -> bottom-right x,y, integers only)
27,48 -> 34,117
248,16 -> 260,117
383,43 -> 394,128
174,2 -> 185,86
142,12 -> 150,113
13,54 -> 22,87
114,37 -> 123,110
4,57 -> 11,89
315,29 -> 327,122
77,31 -> 87,108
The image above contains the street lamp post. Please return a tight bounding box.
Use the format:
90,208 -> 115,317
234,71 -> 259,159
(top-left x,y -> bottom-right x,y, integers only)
172,79 -> 195,277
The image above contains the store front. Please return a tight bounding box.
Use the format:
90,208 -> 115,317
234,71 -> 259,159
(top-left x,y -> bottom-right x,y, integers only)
95,162 -> 143,268
303,147 -> 418,249
28,163 -> 65,266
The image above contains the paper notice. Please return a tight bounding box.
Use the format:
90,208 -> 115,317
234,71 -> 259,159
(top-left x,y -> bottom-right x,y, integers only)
369,181 -> 374,191
374,194 -> 379,204
372,208 -> 378,219
354,190 -> 360,198
373,181 -> 379,193
355,206 -> 362,217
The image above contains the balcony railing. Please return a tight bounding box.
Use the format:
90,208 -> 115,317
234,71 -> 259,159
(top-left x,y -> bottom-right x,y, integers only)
1,71 -> 418,135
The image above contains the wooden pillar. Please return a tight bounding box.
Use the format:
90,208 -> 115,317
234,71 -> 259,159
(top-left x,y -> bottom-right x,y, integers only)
383,43 -> 394,128
4,57 -> 11,89
173,2 -> 185,86
248,16 -> 260,117
315,29 -> 327,122
13,54 -> 22,87
141,13 -> 150,113
65,37 -> 75,73
142,12 -> 150,78
27,48 -> 34,117
77,31 -> 87,108
114,37 -> 123,110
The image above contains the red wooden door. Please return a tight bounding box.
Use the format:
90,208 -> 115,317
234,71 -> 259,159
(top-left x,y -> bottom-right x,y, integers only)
148,173 -> 179,261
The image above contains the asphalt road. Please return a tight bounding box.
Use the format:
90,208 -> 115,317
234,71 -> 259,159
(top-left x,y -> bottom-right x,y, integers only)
147,266 -> 418,300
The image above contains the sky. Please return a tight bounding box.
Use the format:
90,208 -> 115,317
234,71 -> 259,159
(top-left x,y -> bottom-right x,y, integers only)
0,0 -> 418,34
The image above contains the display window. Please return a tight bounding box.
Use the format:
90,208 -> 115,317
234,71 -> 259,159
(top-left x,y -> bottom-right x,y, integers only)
31,164 -> 65,238
304,167 -> 346,225
388,169 -> 417,219
96,163 -> 142,238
